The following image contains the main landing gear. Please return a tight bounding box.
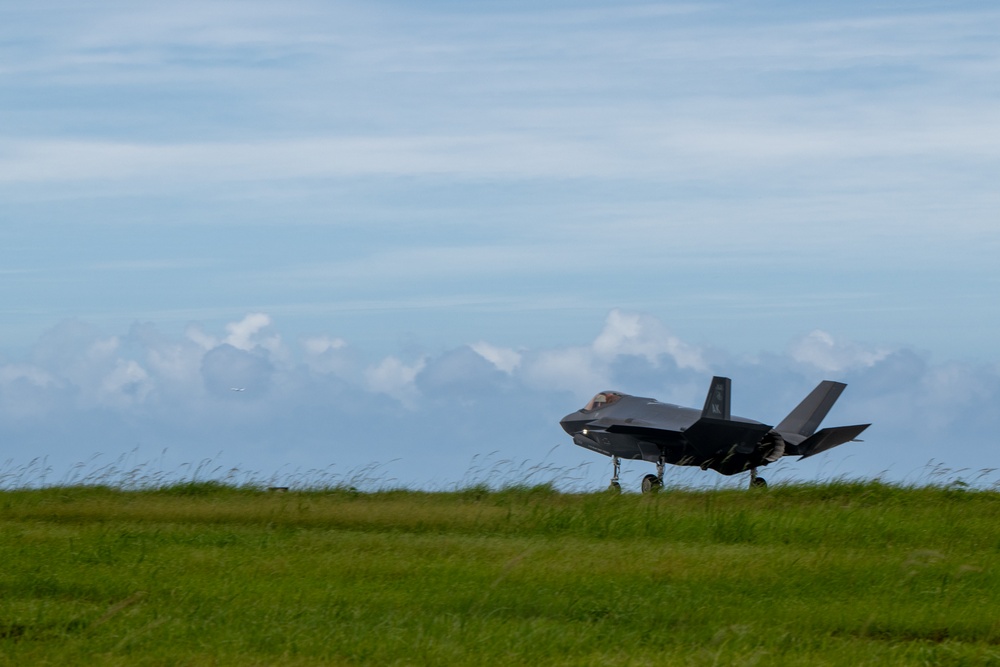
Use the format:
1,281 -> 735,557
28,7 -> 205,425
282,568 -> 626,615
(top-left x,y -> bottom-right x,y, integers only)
749,467 -> 767,489
641,458 -> 665,494
641,474 -> 662,493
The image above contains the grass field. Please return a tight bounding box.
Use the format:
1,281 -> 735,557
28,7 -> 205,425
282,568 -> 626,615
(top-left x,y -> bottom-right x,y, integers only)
2,480 -> 1000,665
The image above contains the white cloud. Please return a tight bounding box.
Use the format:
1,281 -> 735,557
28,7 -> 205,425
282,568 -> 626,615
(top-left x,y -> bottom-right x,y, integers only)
1,310 -> 1000,487
592,309 -> 706,371
0,135 -> 634,187
302,336 -> 353,377
99,359 -> 153,407
5,106 -> 999,189
303,336 -> 347,355
0,363 -> 65,420
522,346 -> 608,398
520,310 -> 706,398
186,324 -> 219,350
909,362 -> 997,433
5,2 -> 998,199
87,335 -> 120,363
364,356 -> 426,408
0,364 -> 59,388
790,329 -> 891,373
144,340 -> 204,388
182,315 -> 289,381
200,343 -> 274,396
217,313 -> 289,368
470,341 -> 521,374
224,312 -> 272,350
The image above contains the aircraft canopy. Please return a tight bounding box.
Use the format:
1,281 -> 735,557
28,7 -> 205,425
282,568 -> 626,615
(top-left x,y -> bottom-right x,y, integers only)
584,391 -> 623,412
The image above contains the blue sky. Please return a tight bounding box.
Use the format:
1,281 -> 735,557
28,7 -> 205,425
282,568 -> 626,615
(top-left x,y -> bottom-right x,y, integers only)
2,1 -> 999,490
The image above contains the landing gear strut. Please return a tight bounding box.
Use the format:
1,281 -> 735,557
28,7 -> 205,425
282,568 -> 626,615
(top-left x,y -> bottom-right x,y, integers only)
641,457 -> 666,494
608,456 -> 621,493
749,467 -> 767,489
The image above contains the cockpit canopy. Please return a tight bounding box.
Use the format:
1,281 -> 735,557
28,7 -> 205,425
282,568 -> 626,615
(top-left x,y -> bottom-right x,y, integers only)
584,391 -> 623,412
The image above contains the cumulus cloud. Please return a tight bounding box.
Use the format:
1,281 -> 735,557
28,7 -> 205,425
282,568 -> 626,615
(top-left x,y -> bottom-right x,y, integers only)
520,310 -> 707,399
302,336 -> 353,377
0,364 -> 58,388
303,336 -> 347,356
0,364 -> 65,420
142,336 -> 204,389
416,346 -> 508,399
1,310 -> 999,488
522,346 -> 609,398
592,309 -> 706,371
364,356 -> 426,408
224,312 -> 273,350
99,359 -> 153,407
790,329 -> 891,372
200,344 -> 274,397
470,341 -> 521,374
186,324 -> 218,350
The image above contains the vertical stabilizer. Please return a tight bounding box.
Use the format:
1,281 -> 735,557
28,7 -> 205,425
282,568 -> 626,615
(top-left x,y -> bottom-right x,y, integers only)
775,381 -> 846,437
701,376 -> 731,421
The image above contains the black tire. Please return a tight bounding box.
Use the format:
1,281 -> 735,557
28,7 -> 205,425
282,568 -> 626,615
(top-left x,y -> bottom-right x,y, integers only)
641,474 -> 662,494
750,477 -> 767,489
607,481 -> 622,494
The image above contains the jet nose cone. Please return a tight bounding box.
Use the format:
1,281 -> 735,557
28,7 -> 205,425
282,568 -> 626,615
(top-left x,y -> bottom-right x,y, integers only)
560,411 -> 589,436
559,414 -> 575,435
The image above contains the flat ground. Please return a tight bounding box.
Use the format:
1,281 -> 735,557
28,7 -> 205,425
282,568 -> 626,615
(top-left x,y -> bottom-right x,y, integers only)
2,481 -> 1000,665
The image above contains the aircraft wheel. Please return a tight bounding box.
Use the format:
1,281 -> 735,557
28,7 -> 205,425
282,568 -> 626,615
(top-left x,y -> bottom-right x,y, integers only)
750,477 -> 767,489
607,481 -> 621,494
641,474 -> 662,494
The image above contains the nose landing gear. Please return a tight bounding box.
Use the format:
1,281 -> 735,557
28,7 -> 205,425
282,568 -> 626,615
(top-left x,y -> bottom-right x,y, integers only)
608,456 -> 622,493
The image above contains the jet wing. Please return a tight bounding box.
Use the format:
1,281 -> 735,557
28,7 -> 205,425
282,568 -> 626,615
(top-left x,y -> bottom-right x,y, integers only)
603,421 -> 676,438
683,418 -> 773,455
571,424 -> 666,462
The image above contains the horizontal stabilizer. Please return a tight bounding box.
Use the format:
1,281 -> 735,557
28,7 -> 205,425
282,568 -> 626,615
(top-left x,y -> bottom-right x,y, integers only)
702,376 -> 731,421
776,381 -> 846,438
798,424 -> 870,459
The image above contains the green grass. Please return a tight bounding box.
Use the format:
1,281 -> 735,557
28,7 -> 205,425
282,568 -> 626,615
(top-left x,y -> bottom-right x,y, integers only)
2,481 -> 1000,665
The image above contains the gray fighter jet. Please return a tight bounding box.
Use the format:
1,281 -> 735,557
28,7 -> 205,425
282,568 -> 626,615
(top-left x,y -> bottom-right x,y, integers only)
560,377 -> 869,492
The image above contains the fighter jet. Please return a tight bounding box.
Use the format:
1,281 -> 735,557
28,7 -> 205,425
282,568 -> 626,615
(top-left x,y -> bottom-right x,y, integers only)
560,376 -> 869,492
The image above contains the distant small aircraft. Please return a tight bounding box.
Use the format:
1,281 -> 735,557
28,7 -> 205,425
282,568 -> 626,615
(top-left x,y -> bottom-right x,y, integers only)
560,376 -> 869,492
229,387 -> 246,392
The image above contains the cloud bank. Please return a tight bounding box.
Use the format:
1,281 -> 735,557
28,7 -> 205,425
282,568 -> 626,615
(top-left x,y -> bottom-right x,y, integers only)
2,310 -> 998,490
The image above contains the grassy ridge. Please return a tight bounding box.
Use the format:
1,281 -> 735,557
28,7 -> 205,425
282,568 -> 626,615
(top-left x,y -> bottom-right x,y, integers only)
2,482 -> 1000,665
